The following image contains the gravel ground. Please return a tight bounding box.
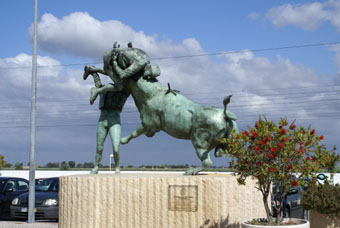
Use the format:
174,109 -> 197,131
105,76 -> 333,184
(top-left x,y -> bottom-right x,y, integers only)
0,221 -> 57,228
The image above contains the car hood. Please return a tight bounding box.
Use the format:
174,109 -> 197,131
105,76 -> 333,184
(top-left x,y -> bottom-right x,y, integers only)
17,191 -> 58,205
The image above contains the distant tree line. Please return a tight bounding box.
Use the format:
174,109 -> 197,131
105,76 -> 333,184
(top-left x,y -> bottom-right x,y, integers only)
1,160 -> 231,170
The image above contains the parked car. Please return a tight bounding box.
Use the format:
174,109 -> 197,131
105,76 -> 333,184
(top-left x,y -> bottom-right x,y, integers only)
272,174 -> 327,218
0,177 -> 29,219
272,186 -> 303,218
10,177 -> 59,221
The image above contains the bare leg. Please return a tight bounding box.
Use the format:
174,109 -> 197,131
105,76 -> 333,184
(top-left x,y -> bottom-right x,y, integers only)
90,83 -> 123,104
109,124 -> 121,174
120,124 -> 148,144
83,65 -> 106,80
90,120 -> 108,174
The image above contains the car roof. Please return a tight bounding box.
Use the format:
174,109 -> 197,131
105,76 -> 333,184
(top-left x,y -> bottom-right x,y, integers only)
0,177 -> 28,182
0,177 -> 27,180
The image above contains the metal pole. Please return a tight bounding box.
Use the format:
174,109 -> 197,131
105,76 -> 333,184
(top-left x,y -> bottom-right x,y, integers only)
28,0 -> 38,223
110,154 -> 113,171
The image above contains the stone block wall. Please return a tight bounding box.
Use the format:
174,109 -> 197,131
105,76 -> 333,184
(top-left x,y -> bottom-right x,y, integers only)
59,173 -> 266,228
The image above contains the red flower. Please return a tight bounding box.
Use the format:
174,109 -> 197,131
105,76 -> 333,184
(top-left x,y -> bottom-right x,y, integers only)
255,146 -> 260,151
252,130 -> 258,137
312,156 -> 317,162
256,161 -> 262,166
306,157 -> 311,161
292,180 -> 298,187
310,129 -> 315,135
269,168 -> 275,172
300,148 -> 305,154
266,136 -> 271,142
320,135 -> 324,140
289,124 -> 296,130
268,153 -> 275,159
271,147 -> 277,153
260,140 -> 266,145
255,122 -> 259,129
307,141 -> 311,145
280,128 -> 287,135
281,137 -> 286,142
243,131 -> 249,137
284,121 -> 288,126
278,143 -> 284,148
288,164 -> 292,170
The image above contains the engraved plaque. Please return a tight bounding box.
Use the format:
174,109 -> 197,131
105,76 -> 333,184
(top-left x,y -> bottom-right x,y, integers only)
168,185 -> 198,212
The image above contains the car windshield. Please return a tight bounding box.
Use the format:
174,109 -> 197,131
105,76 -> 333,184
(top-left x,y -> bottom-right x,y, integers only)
35,178 -> 59,192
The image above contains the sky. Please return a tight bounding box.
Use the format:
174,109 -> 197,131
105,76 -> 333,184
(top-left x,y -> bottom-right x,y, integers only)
0,0 -> 339,168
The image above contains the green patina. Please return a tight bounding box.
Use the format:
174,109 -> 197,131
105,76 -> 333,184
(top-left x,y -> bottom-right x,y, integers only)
83,42 -> 238,175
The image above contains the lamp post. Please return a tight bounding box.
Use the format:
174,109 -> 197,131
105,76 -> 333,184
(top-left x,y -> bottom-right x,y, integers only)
109,154 -> 113,172
28,0 -> 38,223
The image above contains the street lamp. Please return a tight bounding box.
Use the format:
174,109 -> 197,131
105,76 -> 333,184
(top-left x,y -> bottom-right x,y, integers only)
109,154 -> 113,172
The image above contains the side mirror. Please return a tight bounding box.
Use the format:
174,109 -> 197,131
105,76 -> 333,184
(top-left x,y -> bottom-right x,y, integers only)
288,189 -> 298,195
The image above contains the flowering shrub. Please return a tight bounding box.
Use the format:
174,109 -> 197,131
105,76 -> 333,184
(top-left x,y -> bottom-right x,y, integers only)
301,180 -> 340,217
221,117 -> 339,225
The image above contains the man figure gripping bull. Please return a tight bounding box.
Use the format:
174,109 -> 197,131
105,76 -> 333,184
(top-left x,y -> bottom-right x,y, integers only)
91,90 -> 130,174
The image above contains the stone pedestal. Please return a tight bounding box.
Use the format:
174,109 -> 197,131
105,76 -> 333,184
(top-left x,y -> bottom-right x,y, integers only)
59,173 -> 266,228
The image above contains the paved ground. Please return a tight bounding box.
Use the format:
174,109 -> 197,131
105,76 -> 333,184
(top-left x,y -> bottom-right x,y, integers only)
0,221 -> 57,228
0,207 -> 305,228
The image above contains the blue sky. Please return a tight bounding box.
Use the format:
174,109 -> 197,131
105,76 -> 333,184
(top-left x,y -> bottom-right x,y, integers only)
0,0 -> 339,168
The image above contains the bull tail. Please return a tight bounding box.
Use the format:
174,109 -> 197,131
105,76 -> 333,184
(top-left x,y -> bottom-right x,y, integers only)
223,95 -> 232,120
214,95 -> 237,157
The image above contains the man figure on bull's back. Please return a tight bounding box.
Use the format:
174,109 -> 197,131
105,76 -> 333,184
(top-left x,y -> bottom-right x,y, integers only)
90,89 -> 130,174
83,42 -> 160,105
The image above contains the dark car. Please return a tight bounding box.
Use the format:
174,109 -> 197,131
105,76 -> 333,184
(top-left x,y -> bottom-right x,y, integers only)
272,186 -> 303,218
272,174 -> 327,219
10,177 -> 59,221
0,177 -> 29,219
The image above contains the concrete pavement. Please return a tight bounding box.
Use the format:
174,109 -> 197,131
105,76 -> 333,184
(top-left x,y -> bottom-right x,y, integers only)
0,221 -> 57,228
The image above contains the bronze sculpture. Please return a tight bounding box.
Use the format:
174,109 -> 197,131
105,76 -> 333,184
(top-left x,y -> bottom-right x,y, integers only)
84,42 -> 238,175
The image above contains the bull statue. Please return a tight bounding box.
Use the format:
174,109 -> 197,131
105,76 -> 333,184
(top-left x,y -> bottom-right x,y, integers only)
83,42 -> 238,175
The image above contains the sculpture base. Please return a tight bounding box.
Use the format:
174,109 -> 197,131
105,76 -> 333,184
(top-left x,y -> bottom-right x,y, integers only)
59,173 -> 266,228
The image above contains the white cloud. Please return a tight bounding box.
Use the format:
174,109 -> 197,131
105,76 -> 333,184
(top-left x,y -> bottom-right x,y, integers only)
265,1 -> 340,31
247,12 -> 260,20
29,12 -> 204,60
2,11 -> 335,166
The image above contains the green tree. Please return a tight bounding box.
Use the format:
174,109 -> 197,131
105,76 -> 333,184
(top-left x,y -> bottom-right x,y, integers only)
222,117 -> 339,225
14,163 -> 23,170
68,161 -> 76,168
60,161 -> 69,170
83,162 -> 94,168
45,162 -> 59,168
0,155 -> 6,170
